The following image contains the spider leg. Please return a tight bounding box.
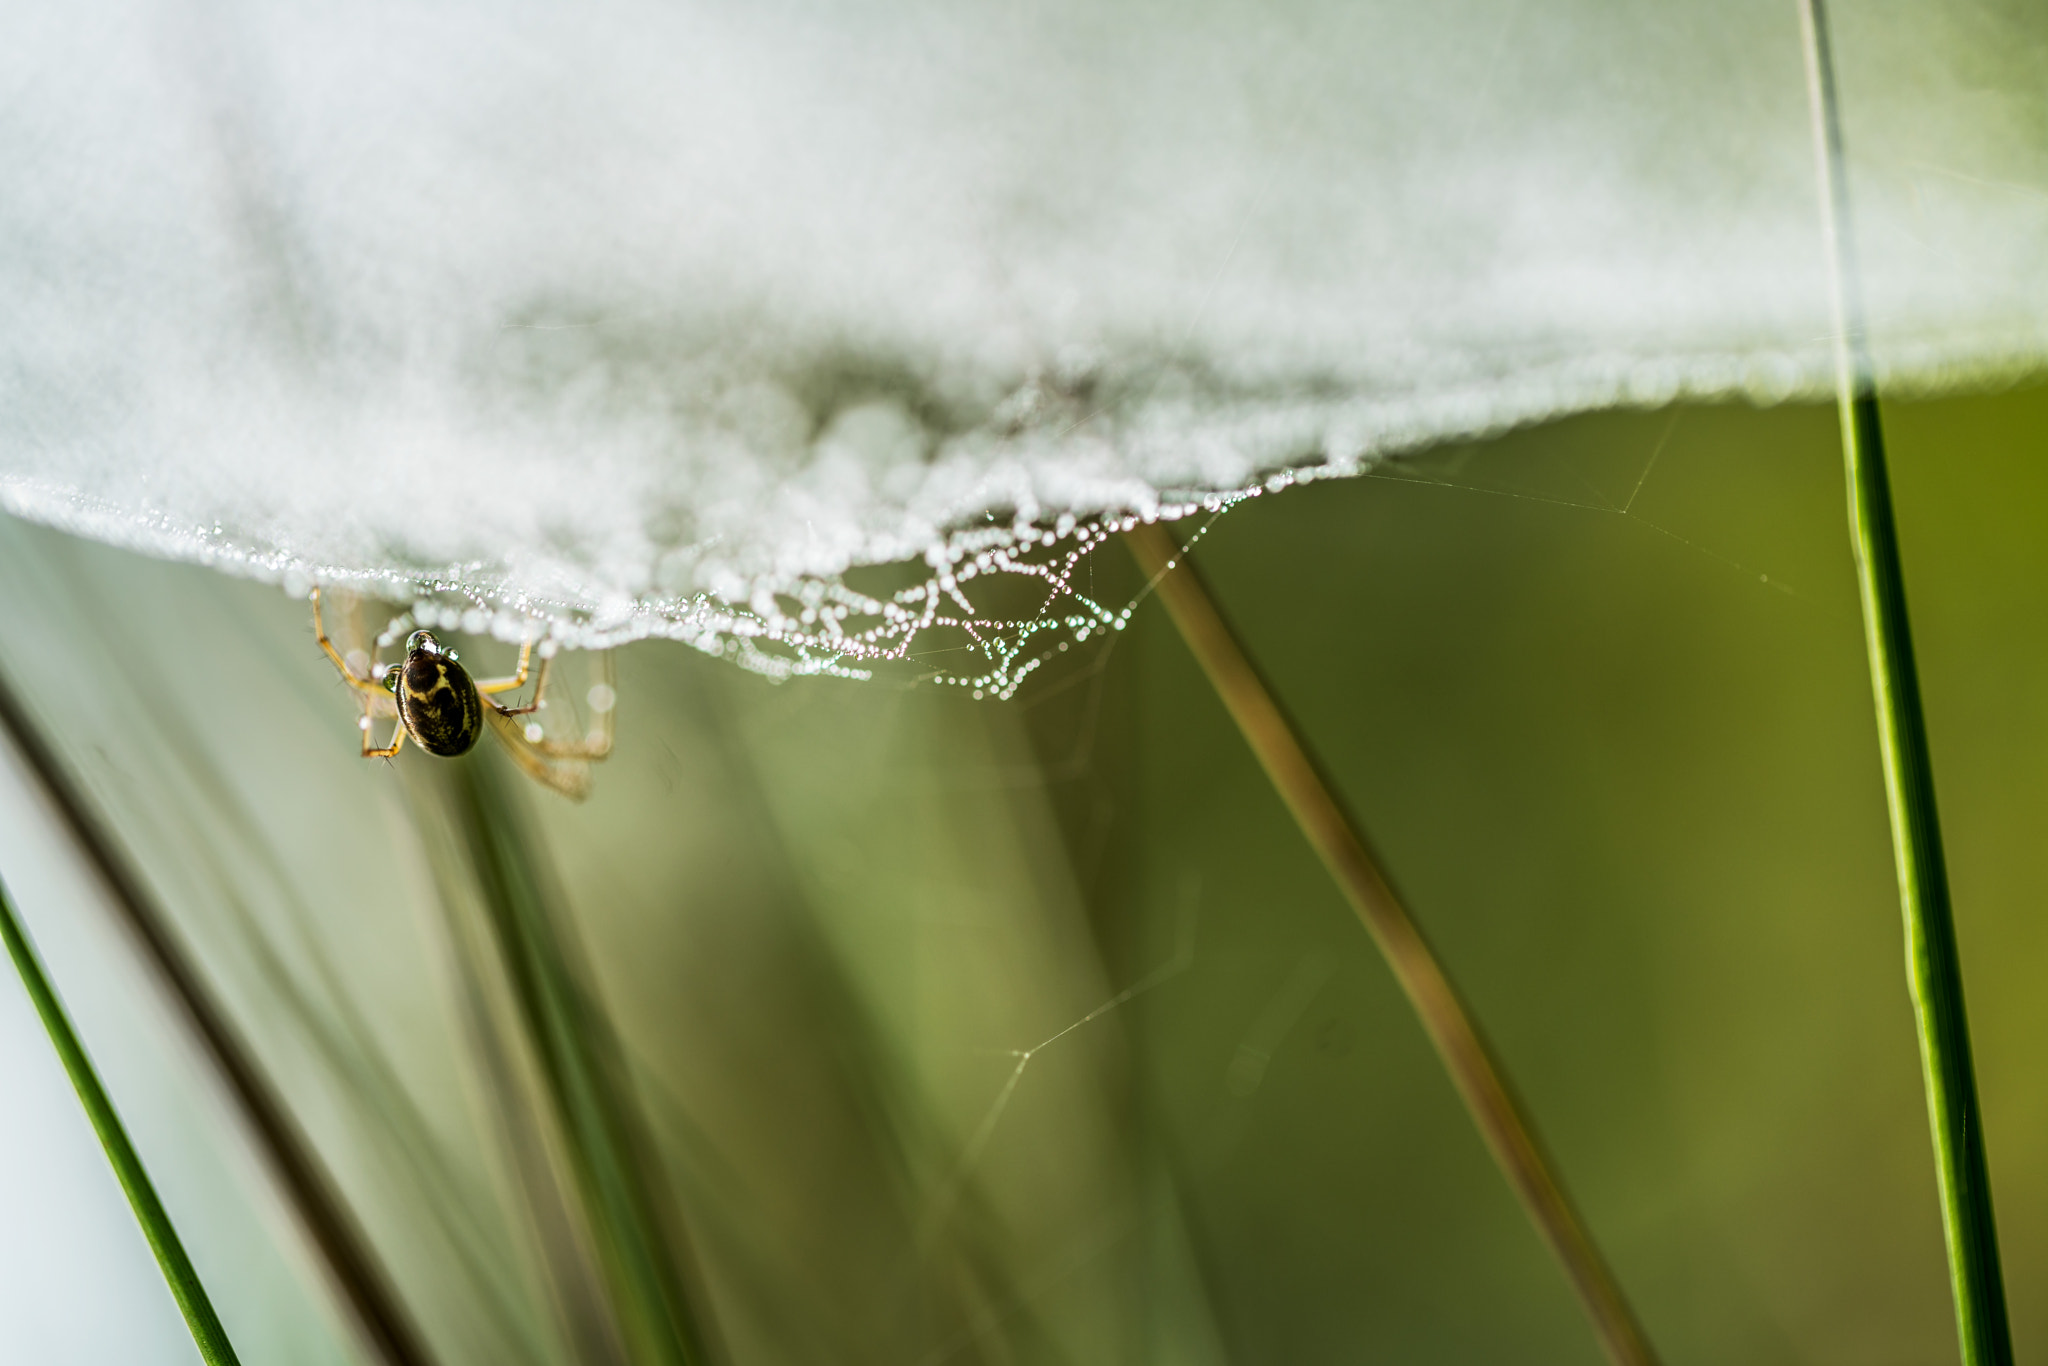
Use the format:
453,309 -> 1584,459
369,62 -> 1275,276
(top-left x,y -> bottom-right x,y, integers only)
312,586 -> 388,695
476,633 -> 534,696
484,655 -> 550,718
360,714 -> 407,760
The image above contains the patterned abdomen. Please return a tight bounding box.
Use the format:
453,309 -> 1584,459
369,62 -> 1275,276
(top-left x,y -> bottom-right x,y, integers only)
398,652 -> 485,756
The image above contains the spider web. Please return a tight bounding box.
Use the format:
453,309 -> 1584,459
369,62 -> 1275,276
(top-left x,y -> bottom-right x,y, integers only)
379,495 -> 1263,699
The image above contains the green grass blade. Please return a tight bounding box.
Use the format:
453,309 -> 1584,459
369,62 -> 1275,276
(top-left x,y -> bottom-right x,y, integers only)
1798,5 -> 2013,1362
440,754 -> 715,1366
1843,389 -> 2013,1366
0,875 -> 242,1366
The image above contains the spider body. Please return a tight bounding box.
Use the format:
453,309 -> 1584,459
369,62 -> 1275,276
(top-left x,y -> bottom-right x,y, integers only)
387,631 -> 484,756
313,588 -> 615,799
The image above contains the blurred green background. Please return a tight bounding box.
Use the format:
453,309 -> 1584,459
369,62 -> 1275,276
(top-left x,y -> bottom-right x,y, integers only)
4,384 -> 2048,1364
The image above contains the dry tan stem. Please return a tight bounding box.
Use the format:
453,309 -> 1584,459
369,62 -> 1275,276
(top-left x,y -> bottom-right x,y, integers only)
1125,519 -> 1656,1366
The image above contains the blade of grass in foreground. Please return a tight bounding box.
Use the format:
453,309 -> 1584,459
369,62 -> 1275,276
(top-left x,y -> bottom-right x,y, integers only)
1125,519 -> 1658,1366
1797,5 -> 2013,1363
0,874 -> 241,1366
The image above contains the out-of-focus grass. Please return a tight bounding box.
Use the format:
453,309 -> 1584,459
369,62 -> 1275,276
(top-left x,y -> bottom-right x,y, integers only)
2,384 -> 2047,1364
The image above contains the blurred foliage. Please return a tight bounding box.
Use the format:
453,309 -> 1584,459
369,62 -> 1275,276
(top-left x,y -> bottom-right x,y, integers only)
5,383 -> 2048,1363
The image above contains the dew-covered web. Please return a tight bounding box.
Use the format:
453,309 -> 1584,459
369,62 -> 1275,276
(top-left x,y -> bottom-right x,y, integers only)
296,488 -> 1265,704
404,497 -> 1269,699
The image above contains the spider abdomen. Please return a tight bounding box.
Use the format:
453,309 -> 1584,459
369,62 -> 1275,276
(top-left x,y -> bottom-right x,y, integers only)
398,650 -> 485,757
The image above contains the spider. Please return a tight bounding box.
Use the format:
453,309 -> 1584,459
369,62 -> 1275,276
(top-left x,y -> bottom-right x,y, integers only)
312,587 -> 614,799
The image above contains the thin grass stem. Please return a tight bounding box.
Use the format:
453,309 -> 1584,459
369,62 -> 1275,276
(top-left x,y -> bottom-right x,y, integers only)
1125,520 -> 1657,1366
1797,5 -> 2013,1362
0,874 -> 241,1365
